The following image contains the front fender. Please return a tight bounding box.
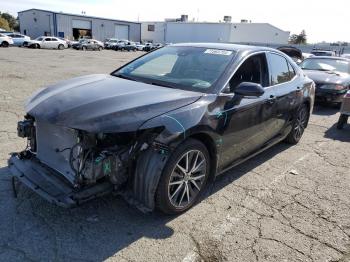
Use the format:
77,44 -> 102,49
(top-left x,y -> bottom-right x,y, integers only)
131,95 -> 221,211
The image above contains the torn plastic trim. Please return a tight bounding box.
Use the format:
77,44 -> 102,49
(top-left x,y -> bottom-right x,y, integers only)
8,153 -> 113,208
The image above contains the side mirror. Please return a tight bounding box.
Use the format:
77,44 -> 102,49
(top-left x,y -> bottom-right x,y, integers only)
234,82 -> 265,97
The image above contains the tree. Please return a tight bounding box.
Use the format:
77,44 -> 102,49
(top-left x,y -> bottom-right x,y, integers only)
0,12 -> 19,31
0,17 -> 10,31
289,30 -> 307,44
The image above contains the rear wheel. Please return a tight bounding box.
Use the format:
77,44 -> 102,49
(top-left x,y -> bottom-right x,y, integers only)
156,139 -> 210,214
337,114 -> 348,129
285,104 -> 309,144
82,46 -> 87,51
58,44 -> 64,50
98,46 -> 102,51
1,41 -> 9,47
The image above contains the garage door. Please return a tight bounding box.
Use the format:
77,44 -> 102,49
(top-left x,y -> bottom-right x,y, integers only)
72,20 -> 91,29
115,24 -> 129,40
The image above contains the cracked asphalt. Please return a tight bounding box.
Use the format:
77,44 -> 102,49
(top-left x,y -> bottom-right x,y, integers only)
1,47 -> 350,262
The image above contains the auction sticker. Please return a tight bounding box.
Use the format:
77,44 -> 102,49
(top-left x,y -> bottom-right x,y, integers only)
204,49 -> 232,55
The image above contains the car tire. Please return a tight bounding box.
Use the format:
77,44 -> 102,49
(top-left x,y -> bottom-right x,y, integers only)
98,46 -> 102,51
82,46 -> 87,51
35,44 -> 40,49
58,44 -> 64,50
285,103 -> 309,144
156,138 -> 210,214
121,47 -> 125,51
1,41 -> 9,47
337,114 -> 348,130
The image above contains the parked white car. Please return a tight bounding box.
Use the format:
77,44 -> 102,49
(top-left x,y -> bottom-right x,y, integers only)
24,36 -> 68,50
3,32 -> 30,46
0,33 -> 14,47
135,42 -> 145,51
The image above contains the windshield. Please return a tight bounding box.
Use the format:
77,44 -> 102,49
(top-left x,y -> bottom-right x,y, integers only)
300,58 -> 350,73
113,46 -> 235,92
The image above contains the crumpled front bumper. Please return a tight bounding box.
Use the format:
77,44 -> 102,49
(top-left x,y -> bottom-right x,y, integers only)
8,153 -> 113,208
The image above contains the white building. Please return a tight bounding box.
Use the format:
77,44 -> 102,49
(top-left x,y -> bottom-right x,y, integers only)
141,20 -> 290,45
18,9 -> 141,41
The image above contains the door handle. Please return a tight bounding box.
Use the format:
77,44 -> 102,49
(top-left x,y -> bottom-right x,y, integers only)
267,95 -> 276,105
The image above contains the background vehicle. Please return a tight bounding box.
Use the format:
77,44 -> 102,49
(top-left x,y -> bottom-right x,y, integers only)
72,39 -> 103,51
311,49 -> 336,56
119,41 -> 137,51
337,90 -> 350,129
143,42 -> 153,52
300,56 -> 350,105
112,39 -> 129,50
3,32 -> 30,46
24,37 -> 68,49
0,33 -> 14,47
135,42 -> 145,51
104,38 -> 119,49
277,46 -> 303,64
9,44 -> 314,214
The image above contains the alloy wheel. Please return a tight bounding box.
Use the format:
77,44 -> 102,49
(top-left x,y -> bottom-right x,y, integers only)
294,106 -> 308,140
168,150 -> 207,208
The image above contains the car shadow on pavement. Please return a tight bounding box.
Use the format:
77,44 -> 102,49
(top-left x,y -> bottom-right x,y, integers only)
324,123 -> 350,142
312,104 -> 339,116
204,142 -> 291,198
0,142 -> 291,261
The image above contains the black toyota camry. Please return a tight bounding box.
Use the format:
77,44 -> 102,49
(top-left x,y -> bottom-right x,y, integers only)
9,43 -> 315,214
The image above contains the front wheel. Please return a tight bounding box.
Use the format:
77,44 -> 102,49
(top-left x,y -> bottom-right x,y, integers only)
156,139 -> 210,214
82,46 -> 87,51
285,104 -> 309,144
98,46 -> 102,51
1,41 -> 9,47
337,114 -> 348,129
58,44 -> 64,50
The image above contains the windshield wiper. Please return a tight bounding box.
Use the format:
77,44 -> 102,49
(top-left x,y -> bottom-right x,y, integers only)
149,81 -> 175,89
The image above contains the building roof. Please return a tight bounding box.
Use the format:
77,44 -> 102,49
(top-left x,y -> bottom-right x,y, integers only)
18,8 -> 140,24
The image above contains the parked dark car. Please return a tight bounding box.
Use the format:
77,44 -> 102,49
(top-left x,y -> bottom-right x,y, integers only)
300,56 -> 350,105
277,46 -> 303,64
9,43 -> 315,214
119,41 -> 137,52
143,43 -> 153,52
72,39 -> 103,51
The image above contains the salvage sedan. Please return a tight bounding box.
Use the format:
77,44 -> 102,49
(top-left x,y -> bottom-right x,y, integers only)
300,57 -> 350,105
9,43 -> 315,214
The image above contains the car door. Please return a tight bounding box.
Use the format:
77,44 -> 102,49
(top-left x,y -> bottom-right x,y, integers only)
267,52 -> 299,134
217,52 -> 280,169
50,38 -> 59,48
42,37 -> 51,48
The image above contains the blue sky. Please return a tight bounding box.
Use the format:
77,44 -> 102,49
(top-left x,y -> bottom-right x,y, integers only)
1,0 -> 349,43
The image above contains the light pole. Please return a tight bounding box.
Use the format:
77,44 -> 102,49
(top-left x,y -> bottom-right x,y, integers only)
47,14 -> 51,36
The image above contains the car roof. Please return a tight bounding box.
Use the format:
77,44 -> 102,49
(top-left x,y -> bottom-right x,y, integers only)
171,43 -> 277,52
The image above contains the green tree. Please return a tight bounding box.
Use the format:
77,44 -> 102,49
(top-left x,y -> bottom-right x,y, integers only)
0,12 -> 19,31
289,30 -> 307,44
0,17 -> 10,31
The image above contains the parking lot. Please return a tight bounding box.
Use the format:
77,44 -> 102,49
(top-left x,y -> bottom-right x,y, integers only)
0,47 -> 350,262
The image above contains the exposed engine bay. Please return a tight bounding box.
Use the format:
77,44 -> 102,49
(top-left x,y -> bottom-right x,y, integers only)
12,114 -> 169,210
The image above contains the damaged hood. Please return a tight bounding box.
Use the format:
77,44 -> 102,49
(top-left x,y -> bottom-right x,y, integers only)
26,74 -> 203,133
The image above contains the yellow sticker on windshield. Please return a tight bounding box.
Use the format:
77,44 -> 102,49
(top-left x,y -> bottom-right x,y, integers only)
204,49 -> 232,56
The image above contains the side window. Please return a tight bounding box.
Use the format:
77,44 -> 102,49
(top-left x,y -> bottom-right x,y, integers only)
229,53 -> 269,91
268,53 -> 292,85
44,38 -> 51,41
51,38 -> 58,41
